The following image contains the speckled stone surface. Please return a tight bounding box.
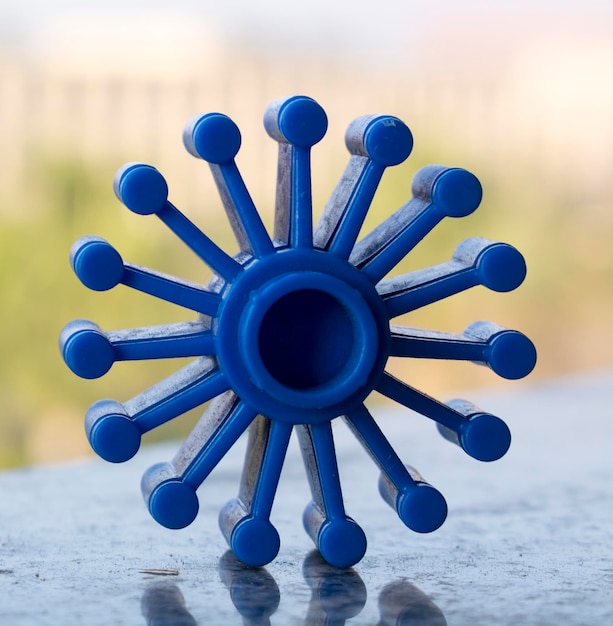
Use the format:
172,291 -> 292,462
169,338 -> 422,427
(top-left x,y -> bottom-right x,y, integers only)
1,372 -> 611,625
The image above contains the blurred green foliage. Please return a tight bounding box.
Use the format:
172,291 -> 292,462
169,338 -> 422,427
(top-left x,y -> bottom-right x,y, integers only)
1,126 -> 611,469
0,154 -> 222,467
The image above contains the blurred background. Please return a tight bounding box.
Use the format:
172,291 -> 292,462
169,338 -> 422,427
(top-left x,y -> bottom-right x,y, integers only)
0,0 -> 611,467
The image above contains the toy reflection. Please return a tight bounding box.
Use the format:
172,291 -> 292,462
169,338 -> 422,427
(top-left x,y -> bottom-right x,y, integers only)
375,579 -> 447,626
301,550 -> 367,624
219,551 -> 281,626
141,581 -> 197,626
141,551 -> 446,625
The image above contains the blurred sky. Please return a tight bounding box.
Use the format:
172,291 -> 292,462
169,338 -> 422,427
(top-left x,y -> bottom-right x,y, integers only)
2,0 -> 613,65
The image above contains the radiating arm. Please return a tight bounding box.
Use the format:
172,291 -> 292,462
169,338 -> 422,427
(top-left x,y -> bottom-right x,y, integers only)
264,96 -> 328,248
219,415 -> 293,567
375,372 -> 511,462
123,357 -> 229,432
70,236 -> 223,316
113,163 -> 243,281
140,391 -> 257,530
61,319 -> 216,379
83,356 -> 229,466
389,321 -> 536,379
349,165 -> 483,283
297,422 -> 367,569
183,113 -> 275,258
378,237 -> 526,318
344,405 -> 447,532
313,115 -> 413,258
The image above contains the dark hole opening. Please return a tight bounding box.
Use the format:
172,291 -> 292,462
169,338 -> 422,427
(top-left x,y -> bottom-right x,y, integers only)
258,290 -> 354,390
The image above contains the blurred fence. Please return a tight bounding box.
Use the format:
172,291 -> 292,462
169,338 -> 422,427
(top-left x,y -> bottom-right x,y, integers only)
0,32 -> 612,466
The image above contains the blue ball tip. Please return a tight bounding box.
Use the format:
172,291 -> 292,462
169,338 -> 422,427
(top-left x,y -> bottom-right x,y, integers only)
477,243 -> 526,292
489,331 -> 537,379
364,116 -> 413,166
87,413 -> 141,463
114,163 -> 168,215
433,168 -> 483,217
71,237 -> 124,291
272,96 -> 328,147
397,483 -> 448,533
318,518 -> 367,569
183,113 -> 242,164
231,518 -> 281,567
148,480 -> 199,529
61,321 -> 114,379
460,413 -> 511,461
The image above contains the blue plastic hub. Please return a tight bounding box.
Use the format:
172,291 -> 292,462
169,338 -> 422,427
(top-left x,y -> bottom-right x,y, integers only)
61,94 -> 535,569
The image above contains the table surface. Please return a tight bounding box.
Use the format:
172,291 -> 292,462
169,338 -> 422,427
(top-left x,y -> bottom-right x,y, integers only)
1,371 -> 611,625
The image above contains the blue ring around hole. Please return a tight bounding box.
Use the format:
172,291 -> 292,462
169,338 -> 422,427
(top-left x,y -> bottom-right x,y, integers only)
215,249 -> 390,424
238,272 -> 379,410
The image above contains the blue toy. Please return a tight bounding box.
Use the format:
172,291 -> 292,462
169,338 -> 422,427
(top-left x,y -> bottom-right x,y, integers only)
60,95 -> 536,568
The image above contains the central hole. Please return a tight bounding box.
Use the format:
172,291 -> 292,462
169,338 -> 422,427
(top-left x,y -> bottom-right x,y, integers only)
258,289 -> 355,390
